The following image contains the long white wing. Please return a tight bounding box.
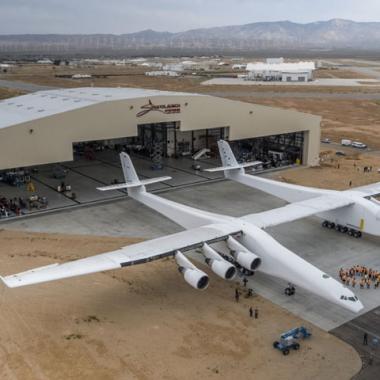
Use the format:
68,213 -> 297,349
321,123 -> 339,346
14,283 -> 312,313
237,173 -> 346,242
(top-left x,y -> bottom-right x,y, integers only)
352,182 -> 380,197
242,195 -> 354,228
1,223 -> 241,288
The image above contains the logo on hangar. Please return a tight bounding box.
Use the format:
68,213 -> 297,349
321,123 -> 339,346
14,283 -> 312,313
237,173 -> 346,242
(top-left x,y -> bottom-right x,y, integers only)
136,99 -> 181,117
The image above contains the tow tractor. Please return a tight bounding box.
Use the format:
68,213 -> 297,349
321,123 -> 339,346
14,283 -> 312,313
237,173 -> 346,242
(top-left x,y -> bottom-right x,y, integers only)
273,326 -> 312,355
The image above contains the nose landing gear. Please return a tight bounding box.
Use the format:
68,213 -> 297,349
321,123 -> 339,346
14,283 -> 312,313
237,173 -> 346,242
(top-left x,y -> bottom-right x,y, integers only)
322,221 -> 362,238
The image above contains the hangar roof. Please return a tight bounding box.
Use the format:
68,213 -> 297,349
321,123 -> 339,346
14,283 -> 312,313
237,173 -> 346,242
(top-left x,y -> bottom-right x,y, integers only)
0,87 -> 203,130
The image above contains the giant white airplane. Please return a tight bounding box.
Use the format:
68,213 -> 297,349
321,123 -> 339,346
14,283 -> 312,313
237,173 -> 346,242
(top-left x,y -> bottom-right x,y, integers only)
0,152 -> 363,313
207,140 -> 380,238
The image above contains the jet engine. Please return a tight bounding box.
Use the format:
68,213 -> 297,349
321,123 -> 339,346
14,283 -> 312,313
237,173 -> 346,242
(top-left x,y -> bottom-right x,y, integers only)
202,243 -> 237,280
226,236 -> 262,271
175,251 -> 209,290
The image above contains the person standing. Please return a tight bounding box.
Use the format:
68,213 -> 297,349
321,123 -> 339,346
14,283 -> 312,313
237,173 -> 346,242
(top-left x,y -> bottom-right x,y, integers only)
235,289 -> 240,303
249,307 -> 253,318
243,277 -> 248,288
363,332 -> 368,346
254,308 -> 258,319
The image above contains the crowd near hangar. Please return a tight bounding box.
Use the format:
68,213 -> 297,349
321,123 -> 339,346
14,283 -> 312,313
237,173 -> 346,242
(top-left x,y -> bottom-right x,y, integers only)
0,87 -> 321,171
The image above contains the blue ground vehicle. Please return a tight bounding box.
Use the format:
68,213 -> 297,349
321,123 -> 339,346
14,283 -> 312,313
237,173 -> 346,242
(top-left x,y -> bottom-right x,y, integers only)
273,327 -> 312,355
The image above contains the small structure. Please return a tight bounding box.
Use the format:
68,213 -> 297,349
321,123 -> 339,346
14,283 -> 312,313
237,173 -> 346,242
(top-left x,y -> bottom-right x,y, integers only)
145,71 -> 179,77
72,74 -> 92,79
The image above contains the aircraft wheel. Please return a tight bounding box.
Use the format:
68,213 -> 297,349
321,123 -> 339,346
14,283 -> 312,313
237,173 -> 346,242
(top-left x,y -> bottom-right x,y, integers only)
348,229 -> 354,236
342,226 -> 348,233
282,349 -> 290,356
335,224 -> 342,232
354,231 -> 362,239
293,343 -> 300,350
322,221 -> 329,228
273,341 -> 279,348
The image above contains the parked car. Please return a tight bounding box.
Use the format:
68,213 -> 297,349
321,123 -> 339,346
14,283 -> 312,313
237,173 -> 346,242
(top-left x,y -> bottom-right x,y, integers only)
341,139 -> 352,146
321,138 -> 330,144
351,141 -> 367,149
336,151 -> 346,156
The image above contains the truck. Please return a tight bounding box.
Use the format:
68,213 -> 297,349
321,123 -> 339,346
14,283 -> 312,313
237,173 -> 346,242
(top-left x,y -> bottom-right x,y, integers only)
341,139 -> 352,146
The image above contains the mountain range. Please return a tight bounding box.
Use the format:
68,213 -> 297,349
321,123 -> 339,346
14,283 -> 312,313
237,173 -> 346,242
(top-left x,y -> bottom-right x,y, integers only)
1,19 -> 380,56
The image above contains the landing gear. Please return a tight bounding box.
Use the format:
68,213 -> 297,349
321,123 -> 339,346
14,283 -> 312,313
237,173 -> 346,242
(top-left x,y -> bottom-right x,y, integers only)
322,221 -> 362,238
285,283 -> 296,296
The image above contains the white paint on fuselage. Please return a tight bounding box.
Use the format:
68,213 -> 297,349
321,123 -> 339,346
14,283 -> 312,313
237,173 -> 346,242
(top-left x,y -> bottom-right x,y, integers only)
128,186 -> 362,313
233,171 -> 380,237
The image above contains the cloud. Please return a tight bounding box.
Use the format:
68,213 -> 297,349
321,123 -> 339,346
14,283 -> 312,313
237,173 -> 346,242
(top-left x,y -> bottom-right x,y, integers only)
1,0 -> 380,34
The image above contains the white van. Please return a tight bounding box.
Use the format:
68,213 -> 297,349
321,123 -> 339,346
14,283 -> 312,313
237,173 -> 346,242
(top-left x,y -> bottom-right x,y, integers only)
352,141 -> 367,149
341,139 -> 352,146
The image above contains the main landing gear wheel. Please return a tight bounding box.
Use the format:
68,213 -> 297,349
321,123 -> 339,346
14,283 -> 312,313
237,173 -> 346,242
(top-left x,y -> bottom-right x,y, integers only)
322,221 -> 361,238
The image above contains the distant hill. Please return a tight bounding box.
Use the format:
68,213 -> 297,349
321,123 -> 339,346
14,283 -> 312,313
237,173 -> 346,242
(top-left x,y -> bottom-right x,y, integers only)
1,19 -> 380,56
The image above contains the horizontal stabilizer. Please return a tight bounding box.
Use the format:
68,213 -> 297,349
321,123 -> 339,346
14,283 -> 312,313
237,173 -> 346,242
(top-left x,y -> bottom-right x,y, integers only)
97,176 -> 172,191
203,161 -> 262,173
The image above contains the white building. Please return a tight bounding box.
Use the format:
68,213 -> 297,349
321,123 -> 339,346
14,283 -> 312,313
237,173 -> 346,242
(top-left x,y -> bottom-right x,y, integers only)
246,61 -> 315,82
145,71 -> 179,77
232,64 -> 247,70
163,63 -> 184,72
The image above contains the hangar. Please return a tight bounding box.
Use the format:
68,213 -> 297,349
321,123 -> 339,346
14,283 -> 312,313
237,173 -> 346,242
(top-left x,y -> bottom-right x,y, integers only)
0,87 -> 321,171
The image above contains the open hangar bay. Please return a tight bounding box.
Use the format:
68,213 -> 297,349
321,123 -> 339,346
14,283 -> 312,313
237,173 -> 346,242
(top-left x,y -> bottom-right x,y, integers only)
0,86 -> 320,217
4,177 -> 380,334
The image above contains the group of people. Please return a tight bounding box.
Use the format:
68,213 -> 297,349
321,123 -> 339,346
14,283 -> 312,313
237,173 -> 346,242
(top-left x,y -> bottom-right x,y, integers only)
0,196 -> 27,218
339,265 -> 380,289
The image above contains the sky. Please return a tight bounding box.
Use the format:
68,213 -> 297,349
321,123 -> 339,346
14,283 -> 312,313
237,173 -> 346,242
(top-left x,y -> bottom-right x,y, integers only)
1,0 -> 380,34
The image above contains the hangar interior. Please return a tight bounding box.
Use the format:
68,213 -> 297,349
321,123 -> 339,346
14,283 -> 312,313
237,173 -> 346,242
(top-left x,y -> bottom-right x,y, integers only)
0,87 -> 321,218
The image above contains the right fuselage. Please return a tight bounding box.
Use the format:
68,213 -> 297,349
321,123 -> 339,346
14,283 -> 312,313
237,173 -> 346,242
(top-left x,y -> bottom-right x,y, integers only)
319,191 -> 380,237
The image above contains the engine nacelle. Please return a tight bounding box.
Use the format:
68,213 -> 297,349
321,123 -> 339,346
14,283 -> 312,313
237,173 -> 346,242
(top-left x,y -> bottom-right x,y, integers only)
175,250 -> 209,290
183,268 -> 209,290
202,243 -> 236,281
210,259 -> 237,280
235,251 -> 262,271
227,236 -> 262,271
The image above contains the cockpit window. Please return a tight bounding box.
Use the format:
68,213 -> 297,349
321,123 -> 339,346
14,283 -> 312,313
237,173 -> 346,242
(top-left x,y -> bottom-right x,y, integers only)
341,295 -> 357,302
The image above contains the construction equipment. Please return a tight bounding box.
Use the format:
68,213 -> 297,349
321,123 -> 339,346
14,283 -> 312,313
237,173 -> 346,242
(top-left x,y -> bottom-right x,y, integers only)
273,326 -> 312,355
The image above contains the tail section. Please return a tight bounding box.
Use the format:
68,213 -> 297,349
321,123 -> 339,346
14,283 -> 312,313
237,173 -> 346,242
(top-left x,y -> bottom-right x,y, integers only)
212,140 -> 326,203
97,152 -> 171,192
203,140 -> 261,174
97,152 -> 229,229
121,152 -> 139,184
218,140 -> 239,168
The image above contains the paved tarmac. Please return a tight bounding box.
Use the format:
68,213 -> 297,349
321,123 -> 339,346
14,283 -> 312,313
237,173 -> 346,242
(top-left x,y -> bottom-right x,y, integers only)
4,177 -> 380,332
331,306 -> 380,380
203,77 -> 380,87
206,90 -> 380,100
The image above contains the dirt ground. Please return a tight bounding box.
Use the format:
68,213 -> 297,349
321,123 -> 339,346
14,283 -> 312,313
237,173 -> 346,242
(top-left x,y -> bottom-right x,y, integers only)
3,64 -> 380,94
274,149 -> 380,190
0,230 -> 361,380
0,88 -> 24,100
314,68 -> 373,79
240,97 -> 380,149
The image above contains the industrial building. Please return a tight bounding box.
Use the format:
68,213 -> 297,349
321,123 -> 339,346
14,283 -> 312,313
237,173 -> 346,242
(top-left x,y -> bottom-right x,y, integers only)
246,59 -> 316,82
0,87 -> 321,172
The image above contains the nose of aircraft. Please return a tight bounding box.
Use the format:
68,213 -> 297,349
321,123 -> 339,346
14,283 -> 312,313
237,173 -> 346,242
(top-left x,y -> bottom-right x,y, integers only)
339,296 -> 364,314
